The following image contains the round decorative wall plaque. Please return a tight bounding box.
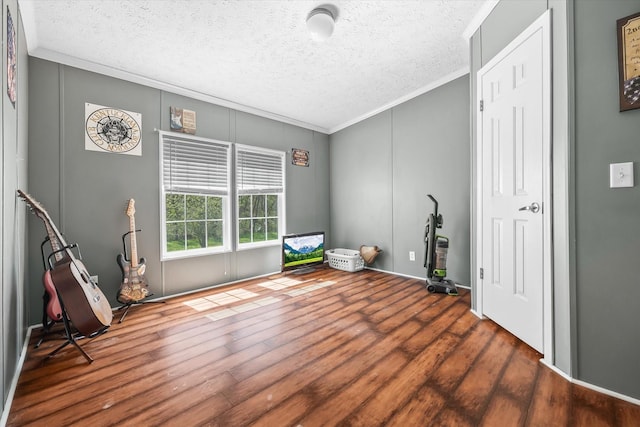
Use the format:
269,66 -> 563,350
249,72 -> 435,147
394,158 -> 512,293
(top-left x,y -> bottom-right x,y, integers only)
85,103 -> 142,155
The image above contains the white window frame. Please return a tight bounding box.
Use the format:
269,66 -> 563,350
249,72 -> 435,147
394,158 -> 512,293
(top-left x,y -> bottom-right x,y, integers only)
235,144 -> 286,250
159,131 -> 232,260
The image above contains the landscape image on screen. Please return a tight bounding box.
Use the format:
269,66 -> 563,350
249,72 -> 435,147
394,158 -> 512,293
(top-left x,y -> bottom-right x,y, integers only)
283,233 -> 324,268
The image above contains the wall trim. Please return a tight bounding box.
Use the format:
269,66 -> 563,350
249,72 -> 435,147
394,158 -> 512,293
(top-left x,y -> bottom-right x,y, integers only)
0,325 -> 35,426
540,359 -> 640,407
328,67 -> 469,134
2,268 -> 639,420
470,309 -> 483,319
373,265 -> 640,406
372,265 -> 640,405
26,49 -> 471,137
27,48 -> 329,135
462,0 -> 500,40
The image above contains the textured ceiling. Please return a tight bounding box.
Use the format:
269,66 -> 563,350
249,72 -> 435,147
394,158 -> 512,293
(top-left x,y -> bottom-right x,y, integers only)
19,0 -> 488,133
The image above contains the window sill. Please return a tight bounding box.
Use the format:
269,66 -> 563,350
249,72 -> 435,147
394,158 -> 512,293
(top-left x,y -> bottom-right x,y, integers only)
236,241 -> 280,251
161,247 -> 232,261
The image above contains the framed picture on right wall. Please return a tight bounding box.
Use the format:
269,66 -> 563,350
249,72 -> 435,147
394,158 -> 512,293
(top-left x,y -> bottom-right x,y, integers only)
6,6 -> 16,108
617,11 -> 640,111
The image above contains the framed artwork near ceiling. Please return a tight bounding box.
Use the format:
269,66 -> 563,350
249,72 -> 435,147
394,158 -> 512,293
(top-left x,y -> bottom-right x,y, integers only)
617,11 -> 640,111
7,6 -> 16,108
291,148 -> 309,167
170,107 -> 196,134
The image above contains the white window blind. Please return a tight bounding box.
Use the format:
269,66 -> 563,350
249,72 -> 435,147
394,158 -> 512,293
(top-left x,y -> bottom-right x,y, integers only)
161,132 -> 230,195
236,145 -> 284,195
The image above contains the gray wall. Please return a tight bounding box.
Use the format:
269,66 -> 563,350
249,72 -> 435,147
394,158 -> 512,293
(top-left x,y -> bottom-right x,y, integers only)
330,75 -> 471,283
26,58 -> 330,325
472,0 -> 640,400
573,0 -> 640,400
4,0 -> 640,415
1,0 -> 28,415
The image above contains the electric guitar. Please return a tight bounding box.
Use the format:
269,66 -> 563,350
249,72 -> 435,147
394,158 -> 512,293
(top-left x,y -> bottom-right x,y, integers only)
116,199 -> 149,303
18,190 -> 113,335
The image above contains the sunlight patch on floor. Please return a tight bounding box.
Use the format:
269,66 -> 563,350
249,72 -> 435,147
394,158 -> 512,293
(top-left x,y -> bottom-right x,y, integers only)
225,288 -> 260,299
182,298 -> 218,311
183,288 -> 260,311
253,296 -> 282,306
285,280 -> 335,297
204,297 -> 282,321
204,308 -> 237,321
185,277 -> 333,321
257,277 -> 303,290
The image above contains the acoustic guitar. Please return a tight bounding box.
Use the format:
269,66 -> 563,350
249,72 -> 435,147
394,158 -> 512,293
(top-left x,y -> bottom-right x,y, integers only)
18,190 -> 113,335
116,199 -> 149,303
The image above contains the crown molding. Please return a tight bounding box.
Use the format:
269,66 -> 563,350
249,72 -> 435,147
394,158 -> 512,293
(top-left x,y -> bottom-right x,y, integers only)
462,0 -> 500,40
28,49 -> 470,136
28,48 -> 330,135
328,67 -> 470,134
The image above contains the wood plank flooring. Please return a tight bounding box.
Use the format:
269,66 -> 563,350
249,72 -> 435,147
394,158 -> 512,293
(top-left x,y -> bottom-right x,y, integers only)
6,267 -> 640,426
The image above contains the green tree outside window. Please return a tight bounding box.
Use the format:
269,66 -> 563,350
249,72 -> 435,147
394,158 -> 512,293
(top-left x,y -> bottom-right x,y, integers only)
166,193 -> 224,252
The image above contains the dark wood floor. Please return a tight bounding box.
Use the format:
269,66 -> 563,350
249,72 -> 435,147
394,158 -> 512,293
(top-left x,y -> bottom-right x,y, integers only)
6,267 -> 640,426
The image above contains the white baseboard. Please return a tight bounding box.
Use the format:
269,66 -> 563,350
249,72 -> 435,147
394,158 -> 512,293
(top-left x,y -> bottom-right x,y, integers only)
4,270 -> 638,426
369,267 -> 640,405
470,309 -> 483,319
540,358 -> 640,406
0,326 -> 36,427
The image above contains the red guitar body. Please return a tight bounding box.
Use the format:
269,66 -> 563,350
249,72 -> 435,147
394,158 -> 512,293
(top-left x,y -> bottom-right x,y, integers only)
42,270 -> 63,322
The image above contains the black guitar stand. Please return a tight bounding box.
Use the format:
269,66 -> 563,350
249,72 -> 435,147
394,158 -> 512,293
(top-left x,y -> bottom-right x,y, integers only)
116,229 -> 164,324
34,237 -> 79,348
41,242 -> 105,364
45,300 -> 102,364
35,236 -> 60,348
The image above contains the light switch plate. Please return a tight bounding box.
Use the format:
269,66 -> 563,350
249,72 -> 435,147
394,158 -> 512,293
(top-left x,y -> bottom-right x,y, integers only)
610,162 -> 634,188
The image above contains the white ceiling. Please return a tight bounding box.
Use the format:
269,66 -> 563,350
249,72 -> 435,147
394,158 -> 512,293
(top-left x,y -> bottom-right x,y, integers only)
18,0 -> 491,134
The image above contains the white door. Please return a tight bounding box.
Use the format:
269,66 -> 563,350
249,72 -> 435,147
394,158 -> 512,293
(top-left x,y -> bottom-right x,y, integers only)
478,12 -> 550,353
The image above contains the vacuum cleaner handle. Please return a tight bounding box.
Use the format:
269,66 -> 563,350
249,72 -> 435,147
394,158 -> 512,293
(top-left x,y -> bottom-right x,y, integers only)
427,194 -> 438,217
424,213 -> 436,275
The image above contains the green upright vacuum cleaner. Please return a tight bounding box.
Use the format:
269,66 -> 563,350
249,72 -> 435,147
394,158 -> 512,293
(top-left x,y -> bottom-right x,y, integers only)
424,194 -> 458,296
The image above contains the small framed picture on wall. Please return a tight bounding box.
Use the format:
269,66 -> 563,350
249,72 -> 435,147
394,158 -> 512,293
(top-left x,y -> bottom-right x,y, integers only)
291,148 -> 309,167
617,11 -> 640,111
6,6 -> 17,108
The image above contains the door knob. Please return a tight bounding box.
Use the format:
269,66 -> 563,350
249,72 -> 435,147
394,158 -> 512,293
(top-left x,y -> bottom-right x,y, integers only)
519,202 -> 540,213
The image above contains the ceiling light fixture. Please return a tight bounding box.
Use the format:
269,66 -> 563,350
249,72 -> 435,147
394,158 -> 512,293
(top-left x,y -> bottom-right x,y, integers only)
306,7 -> 335,42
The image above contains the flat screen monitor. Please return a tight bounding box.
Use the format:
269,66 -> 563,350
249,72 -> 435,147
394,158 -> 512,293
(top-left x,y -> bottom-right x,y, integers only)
281,231 -> 325,273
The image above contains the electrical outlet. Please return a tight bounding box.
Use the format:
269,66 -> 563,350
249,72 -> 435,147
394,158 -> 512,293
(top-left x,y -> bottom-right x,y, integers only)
610,162 -> 634,188
409,251 -> 416,261
90,275 -> 98,284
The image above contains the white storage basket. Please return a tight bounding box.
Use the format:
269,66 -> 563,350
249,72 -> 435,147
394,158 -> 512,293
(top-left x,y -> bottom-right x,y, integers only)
326,249 -> 365,272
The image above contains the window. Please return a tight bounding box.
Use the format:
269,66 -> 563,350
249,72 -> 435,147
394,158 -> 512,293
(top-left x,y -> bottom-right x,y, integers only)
160,132 -> 231,259
235,145 -> 285,249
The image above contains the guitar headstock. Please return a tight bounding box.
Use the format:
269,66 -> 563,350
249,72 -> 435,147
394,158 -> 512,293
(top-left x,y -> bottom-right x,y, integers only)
17,190 -> 50,221
126,199 -> 136,217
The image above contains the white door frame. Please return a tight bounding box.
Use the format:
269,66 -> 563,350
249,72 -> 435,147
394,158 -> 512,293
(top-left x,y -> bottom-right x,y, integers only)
475,10 -> 553,364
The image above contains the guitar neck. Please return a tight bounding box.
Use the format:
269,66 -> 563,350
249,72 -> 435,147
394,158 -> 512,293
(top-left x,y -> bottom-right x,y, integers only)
17,190 -> 71,265
43,221 -> 67,264
31,201 -> 72,265
129,214 -> 138,268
